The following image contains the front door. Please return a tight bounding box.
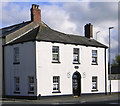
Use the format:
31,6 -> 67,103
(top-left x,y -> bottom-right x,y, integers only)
72,71 -> 81,97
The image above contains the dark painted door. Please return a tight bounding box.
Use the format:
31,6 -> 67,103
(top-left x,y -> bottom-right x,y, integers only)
72,72 -> 81,97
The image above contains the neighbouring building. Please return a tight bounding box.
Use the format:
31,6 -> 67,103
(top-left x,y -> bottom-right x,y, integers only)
108,66 -> 120,92
1,4 -> 110,99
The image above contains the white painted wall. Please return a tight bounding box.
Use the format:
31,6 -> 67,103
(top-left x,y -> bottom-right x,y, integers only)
111,80 -> 120,92
5,42 -> 37,96
5,40 -> 109,97
108,80 -> 120,93
36,41 -> 108,96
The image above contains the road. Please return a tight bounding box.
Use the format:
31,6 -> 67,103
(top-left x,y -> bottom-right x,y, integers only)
0,100 -> 119,106
0,93 -> 120,105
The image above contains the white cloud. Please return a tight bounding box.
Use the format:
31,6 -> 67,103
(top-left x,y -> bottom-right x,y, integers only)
41,4 -> 77,34
1,2 -> 30,28
1,2 -> 118,60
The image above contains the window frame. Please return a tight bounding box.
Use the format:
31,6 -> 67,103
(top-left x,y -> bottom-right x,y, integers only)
52,46 -> 60,63
13,47 -> 20,64
28,76 -> 34,94
14,77 -> 20,94
92,50 -> 98,65
52,76 -> 61,93
91,76 -> 98,92
73,48 -> 80,64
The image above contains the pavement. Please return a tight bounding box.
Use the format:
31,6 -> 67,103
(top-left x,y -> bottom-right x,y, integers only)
0,93 -> 120,105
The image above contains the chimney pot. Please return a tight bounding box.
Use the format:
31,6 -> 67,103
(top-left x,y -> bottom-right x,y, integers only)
31,4 -> 41,22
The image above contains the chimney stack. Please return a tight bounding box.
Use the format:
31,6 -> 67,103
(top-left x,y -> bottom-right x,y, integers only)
84,23 -> 93,39
31,4 -> 41,22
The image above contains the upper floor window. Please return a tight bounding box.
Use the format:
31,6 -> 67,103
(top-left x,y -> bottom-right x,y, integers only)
92,50 -> 97,65
14,77 -> 20,93
14,47 -> 20,64
28,76 -> 34,94
73,48 -> 80,64
52,46 -> 60,63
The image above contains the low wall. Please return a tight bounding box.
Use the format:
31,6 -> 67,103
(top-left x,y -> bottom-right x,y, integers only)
111,80 -> 120,92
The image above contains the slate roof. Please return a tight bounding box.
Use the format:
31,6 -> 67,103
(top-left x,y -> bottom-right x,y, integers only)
0,21 -> 31,38
2,21 -> 108,48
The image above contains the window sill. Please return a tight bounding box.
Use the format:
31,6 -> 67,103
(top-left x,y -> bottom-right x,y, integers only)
91,63 -> 98,65
13,62 -> 20,65
73,62 -> 80,64
14,91 -> 20,94
52,61 -> 61,64
52,91 -> 61,93
91,89 -> 98,92
28,91 -> 34,94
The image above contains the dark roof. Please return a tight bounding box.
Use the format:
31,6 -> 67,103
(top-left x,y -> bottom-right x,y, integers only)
0,21 -> 31,38
3,21 -> 108,48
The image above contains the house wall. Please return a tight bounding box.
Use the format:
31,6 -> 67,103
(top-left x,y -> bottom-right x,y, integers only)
36,41 -> 108,96
5,40 -> 108,97
5,42 -> 37,97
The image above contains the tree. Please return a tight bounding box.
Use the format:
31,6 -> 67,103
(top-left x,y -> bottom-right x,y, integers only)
112,55 -> 120,66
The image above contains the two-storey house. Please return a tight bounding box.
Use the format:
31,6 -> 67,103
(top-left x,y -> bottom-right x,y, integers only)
3,4 -> 108,99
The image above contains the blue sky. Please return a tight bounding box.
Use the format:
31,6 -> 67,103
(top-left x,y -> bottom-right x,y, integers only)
0,1 -> 119,62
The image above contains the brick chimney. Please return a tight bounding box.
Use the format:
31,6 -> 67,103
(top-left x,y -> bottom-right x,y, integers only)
31,4 -> 41,22
84,23 -> 93,39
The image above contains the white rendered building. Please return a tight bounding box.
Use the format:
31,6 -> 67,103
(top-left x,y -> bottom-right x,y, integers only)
3,4 -> 108,99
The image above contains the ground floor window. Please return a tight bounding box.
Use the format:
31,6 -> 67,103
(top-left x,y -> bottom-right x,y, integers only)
14,77 -> 20,93
52,76 -> 61,93
92,76 -> 98,91
28,76 -> 34,94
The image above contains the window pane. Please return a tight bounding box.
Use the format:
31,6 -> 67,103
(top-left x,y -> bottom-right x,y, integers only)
29,77 -> 34,83
52,46 -> 59,62
92,57 -> 97,62
92,82 -> 97,89
30,84 -> 34,91
29,76 -> 34,92
56,84 -> 59,90
73,48 -> 79,63
92,77 -> 97,90
52,46 -> 59,53
16,84 -> 19,91
73,55 -> 79,61
14,47 -> 19,62
74,48 -> 79,54
92,50 -> 97,64
53,76 -> 60,91
53,54 -> 58,60
53,76 -> 59,83
92,50 -> 97,56
53,84 -> 56,90
92,50 -> 97,55
14,77 -> 20,91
